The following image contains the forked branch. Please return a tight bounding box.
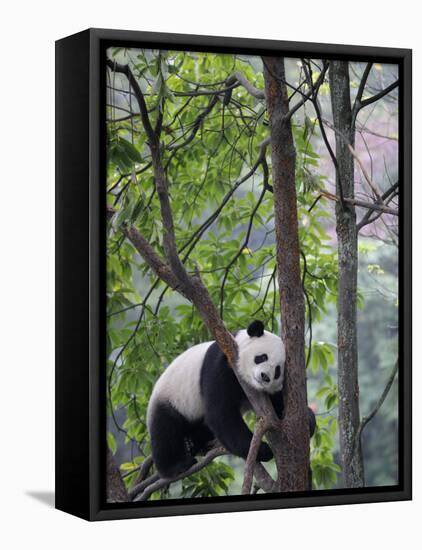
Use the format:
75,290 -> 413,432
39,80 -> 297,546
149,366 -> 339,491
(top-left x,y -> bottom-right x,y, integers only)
242,417 -> 271,494
132,446 -> 228,501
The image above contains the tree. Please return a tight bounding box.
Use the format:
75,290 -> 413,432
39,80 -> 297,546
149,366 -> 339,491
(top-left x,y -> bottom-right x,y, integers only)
329,60 -> 364,488
328,61 -> 398,488
263,56 -> 310,491
291,58 -> 399,489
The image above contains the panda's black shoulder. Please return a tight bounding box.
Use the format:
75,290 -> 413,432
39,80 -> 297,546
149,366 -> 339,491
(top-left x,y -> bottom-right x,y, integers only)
199,341 -> 244,403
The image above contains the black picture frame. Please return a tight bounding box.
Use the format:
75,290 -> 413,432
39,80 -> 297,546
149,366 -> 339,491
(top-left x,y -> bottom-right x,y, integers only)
55,28 -> 412,521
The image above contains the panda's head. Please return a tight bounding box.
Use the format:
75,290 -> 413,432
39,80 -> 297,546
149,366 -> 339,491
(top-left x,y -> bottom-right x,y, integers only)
235,320 -> 285,394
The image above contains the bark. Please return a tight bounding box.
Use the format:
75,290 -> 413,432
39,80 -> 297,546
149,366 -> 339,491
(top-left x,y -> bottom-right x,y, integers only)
329,61 -> 365,488
106,449 -> 129,502
263,57 -> 310,491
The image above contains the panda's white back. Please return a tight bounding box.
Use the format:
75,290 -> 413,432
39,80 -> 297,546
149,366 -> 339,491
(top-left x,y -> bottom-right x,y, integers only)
147,340 -> 214,427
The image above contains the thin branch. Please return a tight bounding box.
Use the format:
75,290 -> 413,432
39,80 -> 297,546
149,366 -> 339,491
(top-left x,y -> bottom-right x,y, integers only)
353,360 -> 398,453
179,138 -> 271,260
285,62 -> 329,121
300,250 -> 313,369
357,181 -> 399,231
242,417 -> 270,494
129,473 -> 160,500
320,189 -> 398,216
125,225 -> 184,294
347,143 -> 383,201
168,95 -> 219,151
133,446 -> 228,501
352,62 -> 373,123
308,194 -> 322,213
253,463 -> 275,493
172,82 -> 239,97
356,125 -> 398,142
358,79 -> 399,111
106,58 -> 155,141
225,71 -> 265,100
302,59 -> 346,209
321,116 -> 386,203
220,184 -> 267,318
128,455 -> 153,485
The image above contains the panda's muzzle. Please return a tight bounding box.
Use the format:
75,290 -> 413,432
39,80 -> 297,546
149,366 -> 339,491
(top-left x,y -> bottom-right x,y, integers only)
260,372 -> 271,383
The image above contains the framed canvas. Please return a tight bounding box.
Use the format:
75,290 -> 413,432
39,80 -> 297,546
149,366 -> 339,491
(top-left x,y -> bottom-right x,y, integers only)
55,28 -> 412,521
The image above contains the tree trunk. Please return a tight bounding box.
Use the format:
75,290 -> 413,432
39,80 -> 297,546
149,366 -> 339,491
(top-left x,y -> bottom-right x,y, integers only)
263,57 -> 310,491
107,449 -> 129,502
329,61 -> 364,488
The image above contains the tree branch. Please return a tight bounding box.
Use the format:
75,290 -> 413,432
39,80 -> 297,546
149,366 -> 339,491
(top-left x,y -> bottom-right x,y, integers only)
168,95 -> 219,151
358,79 -> 399,111
225,71 -> 265,100
353,360 -> 398,454
285,61 -> 329,121
302,59 -> 346,209
129,473 -> 160,500
319,189 -> 398,216
253,463 -> 275,493
178,138 -> 270,262
106,58 -> 155,142
320,116 -> 386,203
125,225 -> 183,292
242,417 -> 270,494
352,62 -> 373,123
347,143 -> 383,201
124,455 -> 154,484
133,446 -> 228,501
357,181 -> 399,231
220,184 -> 267,318
172,82 -> 239,97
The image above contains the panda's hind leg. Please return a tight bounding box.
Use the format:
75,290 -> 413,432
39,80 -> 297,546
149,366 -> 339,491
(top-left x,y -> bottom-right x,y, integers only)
190,422 -> 216,456
149,402 -> 196,479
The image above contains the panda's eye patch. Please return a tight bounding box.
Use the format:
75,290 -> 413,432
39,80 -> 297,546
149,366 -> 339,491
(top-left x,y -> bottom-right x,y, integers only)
274,365 -> 281,379
254,354 -> 268,365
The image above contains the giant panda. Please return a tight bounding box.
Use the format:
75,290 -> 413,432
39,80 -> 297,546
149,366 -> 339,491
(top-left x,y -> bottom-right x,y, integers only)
147,319 -> 315,479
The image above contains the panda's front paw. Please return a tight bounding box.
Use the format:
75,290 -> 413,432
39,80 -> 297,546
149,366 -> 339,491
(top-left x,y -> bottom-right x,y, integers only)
257,442 -> 273,462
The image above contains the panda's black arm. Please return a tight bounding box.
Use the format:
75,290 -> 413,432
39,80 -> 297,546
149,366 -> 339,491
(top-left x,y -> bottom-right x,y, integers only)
205,400 -> 271,461
308,406 -> 316,437
200,342 -> 272,462
270,391 -> 316,437
270,391 -> 284,418
206,402 -> 252,458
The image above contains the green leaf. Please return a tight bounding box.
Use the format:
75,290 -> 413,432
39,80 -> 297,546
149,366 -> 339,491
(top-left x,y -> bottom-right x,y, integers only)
107,431 -> 117,455
119,138 -> 143,163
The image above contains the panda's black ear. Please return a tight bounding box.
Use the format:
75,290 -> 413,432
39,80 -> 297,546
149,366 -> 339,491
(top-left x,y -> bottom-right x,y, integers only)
247,320 -> 265,337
